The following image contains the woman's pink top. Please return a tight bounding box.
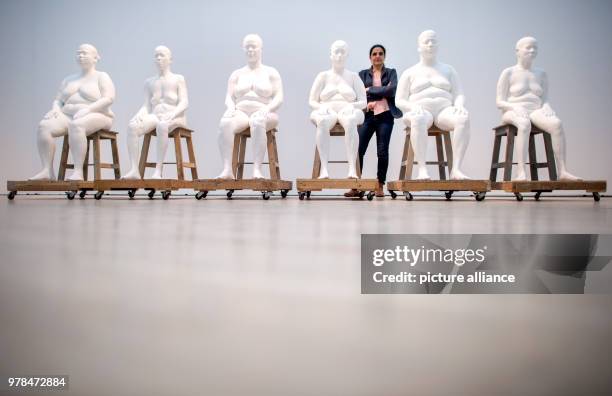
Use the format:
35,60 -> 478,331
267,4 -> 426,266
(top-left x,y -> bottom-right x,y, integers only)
372,72 -> 390,115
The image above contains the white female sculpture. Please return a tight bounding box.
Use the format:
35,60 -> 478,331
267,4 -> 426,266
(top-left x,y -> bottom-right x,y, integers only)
29,44 -> 115,181
396,30 -> 470,180
309,40 -> 367,179
122,46 -> 189,180
216,34 -> 283,179
496,37 -> 580,181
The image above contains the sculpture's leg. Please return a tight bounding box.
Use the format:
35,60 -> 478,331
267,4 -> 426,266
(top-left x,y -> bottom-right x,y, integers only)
123,114 -> 158,179
436,107 -> 471,180
530,110 -> 581,180
151,120 -> 171,179
249,112 -> 278,179
403,110 -> 434,180
338,107 -> 365,179
29,115 -> 70,180
67,114 -> 112,181
311,110 -> 338,179
216,111 -> 249,179
502,110 -> 531,181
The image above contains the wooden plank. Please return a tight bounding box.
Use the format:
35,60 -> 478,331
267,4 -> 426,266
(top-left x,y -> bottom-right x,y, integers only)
94,179 -> 177,191
387,180 -> 491,192
185,135 -> 198,180
489,134 -> 502,182
193,178 -> 292,191
494,180 -> 606,193
503,125 -> 514,181
58,135 -> 70,181
93,133 -> 101,180
7,180 -> 95,191
139,133 -> 152,176
296,178 -> 378,192
174,132 -> 184,180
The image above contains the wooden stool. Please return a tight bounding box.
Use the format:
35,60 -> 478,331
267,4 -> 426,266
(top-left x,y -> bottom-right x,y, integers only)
311,123 -> 361,178
398,126 -> 452,180
58,130 -> 120,181
489,124 -> 557,182
139,127 -> 198,180
232,127 -> 282,180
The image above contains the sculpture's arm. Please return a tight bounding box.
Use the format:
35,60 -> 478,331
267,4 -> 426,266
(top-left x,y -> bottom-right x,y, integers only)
224,71 -> 239,112
450,66 -> 466,109
539,71 -> 555,116
495,68 -> 516,113
395,70 -> 413,113
170,75 -> 189,119
90,72 -> 115,113
266,68 -> 283,113
352,73 -> 367,110
44,79 -> 67,119
308,72 -> 325,110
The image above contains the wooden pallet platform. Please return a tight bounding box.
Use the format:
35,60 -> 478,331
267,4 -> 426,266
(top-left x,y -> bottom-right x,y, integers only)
492,180 -> 606,201
386,179 -> 491,201
295,178 -> 379,200
93,179 -> 181,200
6,180 -> 96,200
192,178 -> 293,200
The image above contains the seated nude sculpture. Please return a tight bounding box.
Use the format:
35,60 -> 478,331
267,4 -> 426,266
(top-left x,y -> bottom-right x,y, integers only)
309,40 -> 367,179
30,44 -> 115,181
496,36 -> 580,181
216,34 -> 283,180
396,30 -> 470,180
123,46 -> 189,179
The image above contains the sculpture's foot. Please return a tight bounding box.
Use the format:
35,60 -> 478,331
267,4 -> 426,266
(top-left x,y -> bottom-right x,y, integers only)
317,169 -> 330,179
512,171 -> 528,181
450,169 -> 471,180
415,169 -> 431,180
28,169 -> 55,181
558,171 -> 582,181
347,172 -> 359,179
252,168 -> 265,180
151,170 -> 163,180
67,172 -> 84,181
215,170 -> 235,180
121,169 -> 141,180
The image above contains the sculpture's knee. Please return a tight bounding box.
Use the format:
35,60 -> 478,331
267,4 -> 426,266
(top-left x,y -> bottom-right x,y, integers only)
317,115 -> 336,130
156,121 -> 170,136
515,119 -> 531,135
455,113 -> 470,129
219,117 -> 233,132
68,120 -> 86,135
548,118 -> 562,134
249,114 -> 266,130
409,114 -> 429,130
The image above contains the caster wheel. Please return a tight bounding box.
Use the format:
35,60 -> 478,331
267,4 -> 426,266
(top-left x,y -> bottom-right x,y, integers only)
226,190 -> 233,199
445,191 -> 453,200
404,192 -> 413,201
195,191 -> 208,200
148,189 -> 156,199
367,192 -> 375,201
299,192 -> 306,200
515,192 -> 524,201
306,191 -> 311,199
280,189 -> 288,198
161,191 -> 171,200
94,191 -> 104,200
7,191 -> 16,200
262,191 -> 271,200
128,189 -> 136,199
358,190 -> 365,199
593,192 -> 601,202
79,190 -> 87,199
475,192 -> 486,201
534,191 -> 542,201
389,190 -> 397,199
66,191 -> 77,200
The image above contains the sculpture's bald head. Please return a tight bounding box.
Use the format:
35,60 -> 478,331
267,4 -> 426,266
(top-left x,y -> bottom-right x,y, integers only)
76,43 -> 100,69
243,34 -> 263,49
516,36 -> 537,50
155,45 -> 172,59
154,45 -> 172,71
243,34 -> 263,64
330,40 -> 349,69
515,36 -> 538,63
417,30 -> 438,58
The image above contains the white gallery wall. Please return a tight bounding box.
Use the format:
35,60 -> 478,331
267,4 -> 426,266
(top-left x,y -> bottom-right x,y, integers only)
1,0 -> 611,187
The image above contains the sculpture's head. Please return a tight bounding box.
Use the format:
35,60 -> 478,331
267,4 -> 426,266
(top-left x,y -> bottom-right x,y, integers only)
76,44 -> 100,69
154,45 -> 172,70
515,36 -> 538,62
243,34 -> 263,63
330,40 -> 349,68
417,30 -> 438,59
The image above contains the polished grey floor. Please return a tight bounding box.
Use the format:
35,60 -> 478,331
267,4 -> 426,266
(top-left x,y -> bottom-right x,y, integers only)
1,193 -> 612,396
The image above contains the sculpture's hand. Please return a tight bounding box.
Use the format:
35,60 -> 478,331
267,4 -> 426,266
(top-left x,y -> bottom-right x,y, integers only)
159,112 -> 175,122
453,105 -> 468,116
542,103 -> 556,117
339,105 -> 355,118
409,105 -> 424,116
513,106 -> 529,119
73,108 -> 91,120
222,107 -> 236,118
43,110 -> 60,120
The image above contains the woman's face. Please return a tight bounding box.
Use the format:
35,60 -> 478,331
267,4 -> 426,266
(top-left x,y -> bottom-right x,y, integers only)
370,47 -> 385,68
243,39 -> 262,63
76,45 -> 97,69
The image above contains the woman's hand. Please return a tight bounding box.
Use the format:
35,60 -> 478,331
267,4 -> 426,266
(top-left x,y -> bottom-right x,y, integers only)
366,102 -> 376,112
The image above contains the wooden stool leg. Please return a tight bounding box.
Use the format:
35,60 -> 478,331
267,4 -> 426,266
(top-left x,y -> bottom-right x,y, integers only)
58,136 -> 70,181
237,135 -> 247,180
231,134 -> 241,178
528,132 -> 538,181
356,153 -> 362,178
266,130 -> 280,180
185,134 -> 198,180
543,132 -> 558,181
503,126 -> 515,181
111,137 -> 121,180
93,133 -> 101,180
405,132 -> 415,180
442,131 -> 453,175
139,133 -> 152,178
489,133 -> 502,182
173,132 -> 184,180
435,134 -> 446,180
312,146 -> 321,179
83,139 -> 90,181
398,129 -> 410,180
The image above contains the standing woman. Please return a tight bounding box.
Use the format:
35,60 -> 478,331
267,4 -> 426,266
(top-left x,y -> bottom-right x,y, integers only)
346,44 -> 402,197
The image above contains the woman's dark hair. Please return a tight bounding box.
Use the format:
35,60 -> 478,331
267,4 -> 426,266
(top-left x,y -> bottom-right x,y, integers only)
369,44 -> 386,56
